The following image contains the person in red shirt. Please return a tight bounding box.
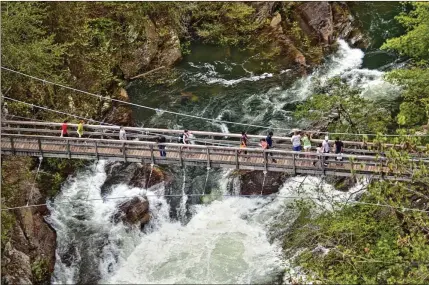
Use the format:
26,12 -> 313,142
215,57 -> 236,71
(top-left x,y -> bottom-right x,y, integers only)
61,120 -> 69,137
260,138 -> 268,161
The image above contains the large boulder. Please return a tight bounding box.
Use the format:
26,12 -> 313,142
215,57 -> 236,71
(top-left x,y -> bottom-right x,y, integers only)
230,170 -> 289,195
325,176 -> 358,192
112,196 -> 151,227
101,162 -> 166,195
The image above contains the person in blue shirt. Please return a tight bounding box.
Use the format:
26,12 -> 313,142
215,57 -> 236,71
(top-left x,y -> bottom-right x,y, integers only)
266,131 -> 277,163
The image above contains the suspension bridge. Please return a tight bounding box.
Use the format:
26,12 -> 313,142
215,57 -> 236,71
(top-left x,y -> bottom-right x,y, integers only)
2,120 -> 427,181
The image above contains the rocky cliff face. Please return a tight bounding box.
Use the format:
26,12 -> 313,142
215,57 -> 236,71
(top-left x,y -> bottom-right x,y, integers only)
119,18 -> 182,80
1,157 -> 56,285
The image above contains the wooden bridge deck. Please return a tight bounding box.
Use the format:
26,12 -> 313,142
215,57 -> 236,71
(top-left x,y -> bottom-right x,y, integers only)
1,133 -> 419,181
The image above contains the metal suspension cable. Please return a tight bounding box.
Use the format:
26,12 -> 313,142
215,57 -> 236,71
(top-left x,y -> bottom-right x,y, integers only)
2,96 -> 116,126
2,96 -> 249,148
3,193 -> 429,214
4,66 -> 425,137
1,66 -> 292,131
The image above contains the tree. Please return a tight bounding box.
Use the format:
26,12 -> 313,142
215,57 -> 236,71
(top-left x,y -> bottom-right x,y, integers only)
284,138 -> 429,284
381,2 -> 429,127
294,77 -> 393,139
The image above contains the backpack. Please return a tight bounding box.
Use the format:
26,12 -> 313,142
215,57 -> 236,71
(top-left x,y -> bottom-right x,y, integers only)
178,134 -> 183,143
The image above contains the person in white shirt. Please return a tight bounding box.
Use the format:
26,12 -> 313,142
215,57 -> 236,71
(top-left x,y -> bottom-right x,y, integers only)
119,127 -> 127,153
291,131 -> 302,151
322,136 -> 330,166
119,127 -> 127,141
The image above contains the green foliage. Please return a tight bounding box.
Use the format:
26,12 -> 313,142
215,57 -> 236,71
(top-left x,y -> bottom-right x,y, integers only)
286,138 -> 429,284
36,158 -> 88,198
1,210 -> 15,244
294,78 -> 393,139
381,3 -> 429,60
385,66 -> 429,127
191,2 -> 262,46
31,257 -> 49,284
381,3 -> 429,128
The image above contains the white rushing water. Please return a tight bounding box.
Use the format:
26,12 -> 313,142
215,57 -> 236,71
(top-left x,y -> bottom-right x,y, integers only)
106,175 -> 361,284
49,159 -> 367,284
48,161 -> 170,284
184,40 -> 399,134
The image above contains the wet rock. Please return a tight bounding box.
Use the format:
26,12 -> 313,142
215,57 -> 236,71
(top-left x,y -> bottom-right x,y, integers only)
112,196 -> 150,227
297,2 -> 334,44
325,176 -> 357,191
237,170 -> 289,195
331,2 -> 369,48
60,244 -> 79,267
101,162 -> 165,195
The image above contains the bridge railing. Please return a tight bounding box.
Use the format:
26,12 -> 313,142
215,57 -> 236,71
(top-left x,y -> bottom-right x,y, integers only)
2,133 -> 427,179
3,120 -> 427,156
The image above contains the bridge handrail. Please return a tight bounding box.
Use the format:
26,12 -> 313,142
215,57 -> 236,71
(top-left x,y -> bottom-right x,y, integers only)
0,127 -> 391,154
3,120 -> 427,149
4,133 -> 428,163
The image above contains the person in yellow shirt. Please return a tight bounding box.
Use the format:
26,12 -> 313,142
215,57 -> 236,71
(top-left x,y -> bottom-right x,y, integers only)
77,120 -> 84,138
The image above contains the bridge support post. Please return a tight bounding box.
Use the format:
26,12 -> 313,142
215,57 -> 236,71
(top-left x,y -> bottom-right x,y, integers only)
122,143 -> 127,162
235,149 -> 239,170
292,153 -> 296,175
38,138 -> 43,157
150,145 -> 155,165
179,146 -> 183,168
264,150 -> 268,172
321,154 -> 325,176
94,141 -> 99,161
66,139 -> 71,159
206,148 -> 211,169
10,137 -> 15,155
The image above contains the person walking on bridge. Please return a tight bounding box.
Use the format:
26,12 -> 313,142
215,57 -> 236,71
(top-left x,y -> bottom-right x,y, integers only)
322,136 -> 331,166
119,126 -> 127,153
61,120 -> 69,137
334,137 -> 344,161
266,131 -> 277,163
77,120 -> 84,138
157,135 -> 167,157
291,131 -> 301,152
183,130 -> 190,145
239,131 -> 248,155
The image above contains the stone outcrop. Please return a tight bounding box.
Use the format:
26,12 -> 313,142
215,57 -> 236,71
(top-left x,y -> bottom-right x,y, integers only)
325,176 -> 358,192
228,170 -> 289,196
120,18 -> 182,80
101,162 -> 166,195
112,197 -> 150,228
297,2 -> 334,45
331,2 -> 369,48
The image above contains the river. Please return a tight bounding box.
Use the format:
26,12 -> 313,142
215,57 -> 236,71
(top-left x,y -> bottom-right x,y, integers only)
50,3 -> 405,284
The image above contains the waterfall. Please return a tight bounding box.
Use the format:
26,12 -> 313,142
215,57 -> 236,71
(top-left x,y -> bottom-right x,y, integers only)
48,40 -> 389,284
